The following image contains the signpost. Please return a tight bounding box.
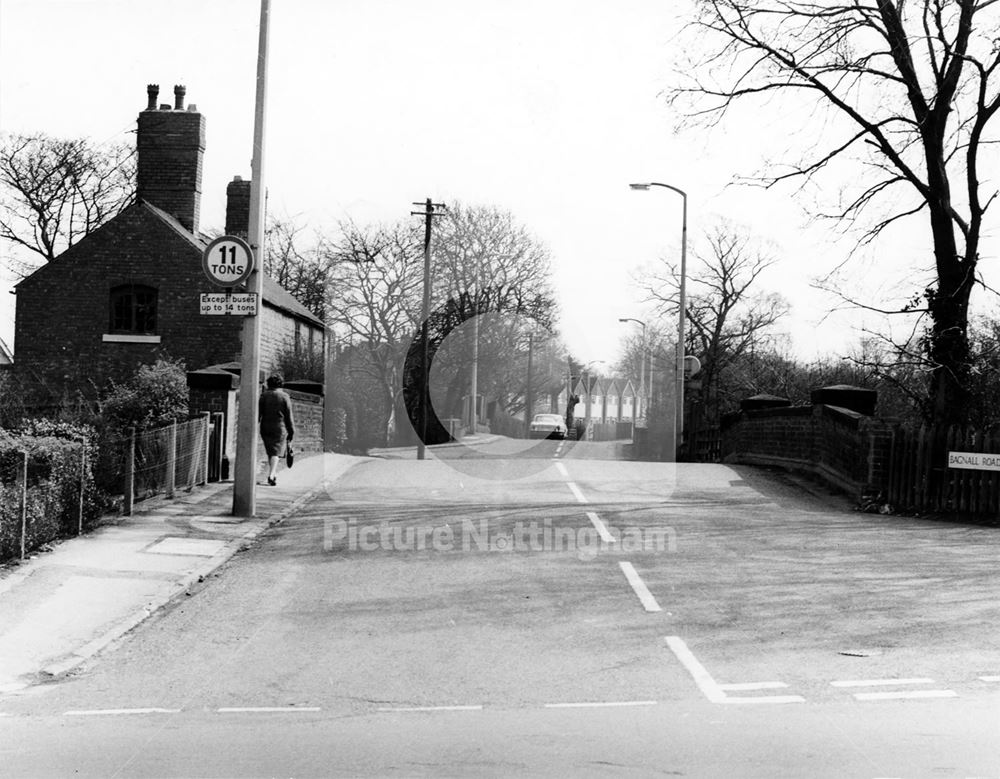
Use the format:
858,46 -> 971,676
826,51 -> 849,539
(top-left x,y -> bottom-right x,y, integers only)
202,236 -> 254,288
947,451 -> 1000,472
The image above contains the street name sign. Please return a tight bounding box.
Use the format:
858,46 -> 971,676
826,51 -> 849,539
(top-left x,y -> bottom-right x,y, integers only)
200,292 -> 258,316
202,235 -> 254,287
947,451 -> 1000,472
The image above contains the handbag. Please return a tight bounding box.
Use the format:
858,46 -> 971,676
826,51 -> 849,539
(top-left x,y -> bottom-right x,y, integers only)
285,444 -> 294,469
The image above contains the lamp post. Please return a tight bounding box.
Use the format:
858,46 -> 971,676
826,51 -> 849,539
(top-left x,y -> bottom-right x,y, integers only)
618,317 -> 648,423
581,359 -> 605,437
629,182 -> 688,460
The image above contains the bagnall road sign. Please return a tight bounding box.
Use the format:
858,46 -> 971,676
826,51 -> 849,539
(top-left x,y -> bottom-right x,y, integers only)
202,235 -> 254,287
948,451 -> 1000,471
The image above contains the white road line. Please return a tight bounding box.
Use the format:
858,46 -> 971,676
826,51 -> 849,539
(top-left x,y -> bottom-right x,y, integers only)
723,695 -> 806,705
377,705 -> 483,712
566,482 -> 588,503
586,511 -> 616,543
718,682 -> 788,691
217,707 -> 321,713
979,675 -> 1000,682
619,562 -> 662,613
64,708 -> 181,716
554,462 -> 569,478
830,678 -> 935,688
664,636 -> 726,703
544,700 -> 657,709
853,690 -> 957,701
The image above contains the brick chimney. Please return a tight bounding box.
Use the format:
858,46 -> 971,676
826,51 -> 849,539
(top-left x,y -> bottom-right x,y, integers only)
225,176 -> 251,239
136,84 -> 206,233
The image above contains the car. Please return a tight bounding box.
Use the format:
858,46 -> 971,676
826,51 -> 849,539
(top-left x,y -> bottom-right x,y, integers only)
529,413 -> 567,440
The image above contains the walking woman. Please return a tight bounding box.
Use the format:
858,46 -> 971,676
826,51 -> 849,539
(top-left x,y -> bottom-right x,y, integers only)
258,373 -> 295,486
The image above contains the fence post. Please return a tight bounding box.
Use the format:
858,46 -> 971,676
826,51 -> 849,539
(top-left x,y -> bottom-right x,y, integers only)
19,450 -> 28,561
166,420 -> 177,498
124,427 -> 135,516
77,440 -> 87,536
200,412 -> 211,485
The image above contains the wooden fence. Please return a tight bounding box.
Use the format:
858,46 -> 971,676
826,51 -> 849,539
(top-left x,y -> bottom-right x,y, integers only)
886,425 -> 1000,516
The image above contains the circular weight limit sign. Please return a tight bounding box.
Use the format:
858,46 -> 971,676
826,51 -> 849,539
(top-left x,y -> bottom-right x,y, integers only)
202,235 -> 254,287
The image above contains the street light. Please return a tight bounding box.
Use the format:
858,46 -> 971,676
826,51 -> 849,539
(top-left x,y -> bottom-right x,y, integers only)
629,181 -> 688,460
618,317 -> 648,423
581,359 -> 605,432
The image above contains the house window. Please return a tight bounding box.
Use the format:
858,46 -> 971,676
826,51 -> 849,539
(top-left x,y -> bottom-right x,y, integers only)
109,285 -> 157,334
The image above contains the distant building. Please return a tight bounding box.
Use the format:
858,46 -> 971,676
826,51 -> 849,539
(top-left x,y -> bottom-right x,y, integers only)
13,85 -> 323,404
0,337 -> 12,367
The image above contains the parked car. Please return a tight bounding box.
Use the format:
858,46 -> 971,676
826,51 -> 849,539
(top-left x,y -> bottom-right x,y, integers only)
529,413 -> 567,440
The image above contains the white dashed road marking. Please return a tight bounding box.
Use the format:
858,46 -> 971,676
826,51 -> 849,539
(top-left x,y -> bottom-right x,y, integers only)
853,690 -> 957,701
566,482 -> 588,504
830,678 -> 935,688
979,675 -> 1000,682
64,708 -> 181,716
544,700 -> 657,709
377,705 -> 483,712
664,636 -> 804,705
719,682 -> 788,691
586,511 -> 616,543
554,462 -> 569,478
217,707 -> 321,713
619,562 -> 662,612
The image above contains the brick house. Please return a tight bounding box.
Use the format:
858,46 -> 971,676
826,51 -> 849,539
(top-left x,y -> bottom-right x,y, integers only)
13,85 -> 324,403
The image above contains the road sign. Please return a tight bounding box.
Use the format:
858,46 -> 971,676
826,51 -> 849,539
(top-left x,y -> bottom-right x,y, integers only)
948,451 -> 1000,471
202,235 -> 254,287
200,292 -> 258,316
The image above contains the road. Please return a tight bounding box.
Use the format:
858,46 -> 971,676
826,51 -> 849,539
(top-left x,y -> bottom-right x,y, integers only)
2,437 -> 999,777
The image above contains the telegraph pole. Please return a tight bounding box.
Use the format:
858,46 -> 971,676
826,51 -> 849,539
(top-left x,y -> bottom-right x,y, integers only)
233,0 -> 271,516
410,199 -> 446,460
524,332 -> 535,436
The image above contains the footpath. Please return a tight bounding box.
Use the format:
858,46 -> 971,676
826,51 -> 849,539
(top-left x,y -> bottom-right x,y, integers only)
0,451 -> 366,694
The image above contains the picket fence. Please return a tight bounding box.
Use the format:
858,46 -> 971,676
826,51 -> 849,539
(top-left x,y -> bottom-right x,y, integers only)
886,425 -> 1000,516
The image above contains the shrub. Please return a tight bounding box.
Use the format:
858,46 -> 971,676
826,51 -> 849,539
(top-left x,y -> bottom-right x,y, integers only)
274,345 -> 325,383
0,433 -> 102,563
101,358 -> 188,433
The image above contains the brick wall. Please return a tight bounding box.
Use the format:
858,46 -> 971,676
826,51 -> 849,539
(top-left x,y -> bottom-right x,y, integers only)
721,404 -> 893,496
288,389 -> 323,453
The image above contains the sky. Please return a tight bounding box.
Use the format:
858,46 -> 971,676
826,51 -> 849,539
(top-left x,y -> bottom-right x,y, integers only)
0,0 -> 979,370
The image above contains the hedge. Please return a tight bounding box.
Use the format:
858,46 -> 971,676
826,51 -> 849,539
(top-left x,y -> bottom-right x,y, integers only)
0,432 -> 103,563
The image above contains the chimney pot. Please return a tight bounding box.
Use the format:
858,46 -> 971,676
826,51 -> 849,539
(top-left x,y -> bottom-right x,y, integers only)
174,85 -> 186,110
146,84 -> 159,111
159,104 -> 171,110
187,104 -> 198,112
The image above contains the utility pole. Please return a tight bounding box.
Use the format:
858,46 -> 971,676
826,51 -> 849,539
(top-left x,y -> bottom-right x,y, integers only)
410,199 -> 446,460
524,332 -> 535,437
233,0 -> 271,517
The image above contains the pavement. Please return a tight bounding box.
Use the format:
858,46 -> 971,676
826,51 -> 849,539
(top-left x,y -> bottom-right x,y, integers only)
0,451 -> 368,694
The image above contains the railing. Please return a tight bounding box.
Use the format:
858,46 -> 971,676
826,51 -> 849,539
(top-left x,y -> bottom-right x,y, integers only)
99,413 -> 223,514
886,425 -> 1000,516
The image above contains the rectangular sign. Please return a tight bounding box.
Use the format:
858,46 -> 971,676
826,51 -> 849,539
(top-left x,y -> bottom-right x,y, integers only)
947,451 -> 1000,472
200,292 -> 258,316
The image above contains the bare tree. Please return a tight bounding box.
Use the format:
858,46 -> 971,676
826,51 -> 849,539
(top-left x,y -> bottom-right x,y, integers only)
263,214 -> 328,320
0,133 -> 135,274
324,220 -> 424,446
640,219 -> 789,425
429,203 -> 558,420
671,0 -> 1000,426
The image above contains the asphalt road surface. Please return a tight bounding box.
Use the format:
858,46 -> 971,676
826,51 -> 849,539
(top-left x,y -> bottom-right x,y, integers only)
2,438 -> 999,777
